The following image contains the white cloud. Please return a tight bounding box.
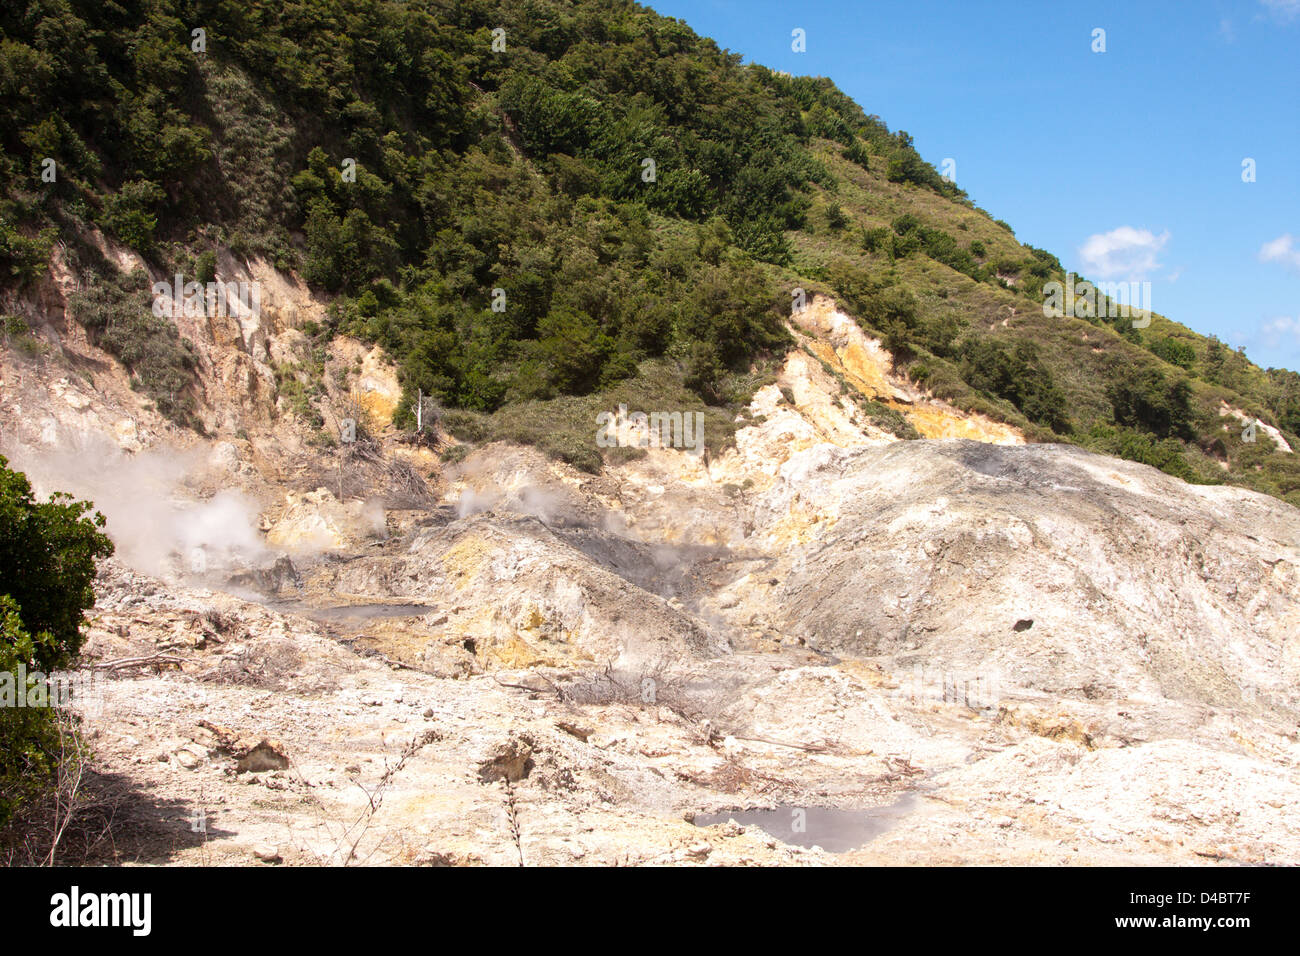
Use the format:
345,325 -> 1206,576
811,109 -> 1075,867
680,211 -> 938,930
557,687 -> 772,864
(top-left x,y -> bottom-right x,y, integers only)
1219,18 -> 1236,41
1259,316 -> 1300,348
1078,226 -> 1170,279
1261,0 -> 1300,21
1259,233 -> 1300,271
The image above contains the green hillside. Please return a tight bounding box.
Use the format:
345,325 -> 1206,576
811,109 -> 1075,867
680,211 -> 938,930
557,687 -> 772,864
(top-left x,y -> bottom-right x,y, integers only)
2,0 -> 1297,503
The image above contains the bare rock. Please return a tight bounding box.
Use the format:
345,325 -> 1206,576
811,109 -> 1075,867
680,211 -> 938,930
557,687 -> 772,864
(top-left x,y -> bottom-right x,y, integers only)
477,734 -> 535,783
236,739 -> 290,773
252,845 -> 282,863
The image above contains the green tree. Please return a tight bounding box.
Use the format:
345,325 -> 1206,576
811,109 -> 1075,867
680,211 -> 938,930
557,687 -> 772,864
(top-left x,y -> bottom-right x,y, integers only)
0,457 -> 113,671
962,338 -> 1070,433
1108,365 -> 1193,439
0,456 -> 113,826
100,179 -> 164,251
1148,336 -> 1196,370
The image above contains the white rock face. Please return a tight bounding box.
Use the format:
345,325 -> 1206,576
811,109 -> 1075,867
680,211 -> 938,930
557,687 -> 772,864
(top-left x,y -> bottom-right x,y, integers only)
743,440 -> 1300,710
70,435 -> 1300,866
1220,401 -> 1294,453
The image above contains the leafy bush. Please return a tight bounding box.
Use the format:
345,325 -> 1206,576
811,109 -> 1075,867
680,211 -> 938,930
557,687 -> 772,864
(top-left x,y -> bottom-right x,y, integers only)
961,338 -> 1070,433
861,226 -> 892,256
0,212 -> 54,284
1083,425 -> 1202,483
1147,335 -> 1196,369
68,268 -> 200,427
842,139 -> 871,168
1107,365 -> 1193,439
99,179 -> 164,251
883,215 -> 982,278
195,250 -> 217,285
0,456 -> 113,827
302,201 -> 400,295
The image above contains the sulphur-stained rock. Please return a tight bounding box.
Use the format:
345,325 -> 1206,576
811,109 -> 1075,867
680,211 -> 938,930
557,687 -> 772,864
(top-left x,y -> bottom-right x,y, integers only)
790,296 -> 1022,444
742,439 -> 1300,714
264,487 -> 387,551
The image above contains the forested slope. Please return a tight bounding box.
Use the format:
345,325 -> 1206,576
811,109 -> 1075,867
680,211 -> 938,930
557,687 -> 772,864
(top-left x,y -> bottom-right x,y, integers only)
1,0 -> 1296,503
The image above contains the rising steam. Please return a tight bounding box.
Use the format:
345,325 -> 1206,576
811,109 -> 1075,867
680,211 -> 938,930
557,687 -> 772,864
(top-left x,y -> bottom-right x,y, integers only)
5,434 -> 268,579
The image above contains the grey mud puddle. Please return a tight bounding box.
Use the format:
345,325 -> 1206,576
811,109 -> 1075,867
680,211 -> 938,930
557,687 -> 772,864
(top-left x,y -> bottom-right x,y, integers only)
694,793 -> 916,853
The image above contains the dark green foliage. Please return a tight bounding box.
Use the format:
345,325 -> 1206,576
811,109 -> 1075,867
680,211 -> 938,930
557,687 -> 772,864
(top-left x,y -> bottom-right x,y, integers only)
0,457 -> 113,673
499,75 -> 599,156
861,226 -> 892,256
532,307 -> 616,395
0,207 -> 55,284
0,594 -> 65,829
67,268 -> 201,428
679,260 -> 789,401
830,261 -> 966,362
961,338 -> 1070,433
99,179 -> 164,251
842,139 -> 872,168
1147,336 -> 1197,370
1264,368 -> 1300,438
878,214 -> 984,279
1020,246 -> 1061,285
1107,365 -> 1193,439
0,456 -> 113,827
194,250 -> 217,285
302,202 -> 400,294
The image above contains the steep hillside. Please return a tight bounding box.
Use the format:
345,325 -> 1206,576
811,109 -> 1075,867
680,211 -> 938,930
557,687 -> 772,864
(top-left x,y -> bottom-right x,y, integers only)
0,0 -> 1297,505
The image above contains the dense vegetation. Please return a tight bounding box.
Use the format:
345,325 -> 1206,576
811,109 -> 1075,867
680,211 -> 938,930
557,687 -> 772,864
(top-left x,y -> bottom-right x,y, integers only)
0,455 -> 113,827
1,0 -> 1297,502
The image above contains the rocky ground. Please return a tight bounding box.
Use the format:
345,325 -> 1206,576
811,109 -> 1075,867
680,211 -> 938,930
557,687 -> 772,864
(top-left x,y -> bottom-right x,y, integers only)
61,434 -> 1300,867
4,247 -> 1298,866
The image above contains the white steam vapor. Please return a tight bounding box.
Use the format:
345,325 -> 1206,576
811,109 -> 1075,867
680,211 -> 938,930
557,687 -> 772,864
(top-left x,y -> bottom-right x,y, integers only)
6,434 -> 267,578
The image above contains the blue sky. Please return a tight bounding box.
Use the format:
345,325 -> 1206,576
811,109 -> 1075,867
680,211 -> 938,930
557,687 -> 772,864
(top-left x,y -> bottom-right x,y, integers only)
646,0 -> 1300,373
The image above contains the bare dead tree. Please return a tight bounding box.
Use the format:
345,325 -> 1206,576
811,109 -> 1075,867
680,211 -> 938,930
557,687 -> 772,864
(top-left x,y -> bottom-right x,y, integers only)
44,710 -> 89,865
